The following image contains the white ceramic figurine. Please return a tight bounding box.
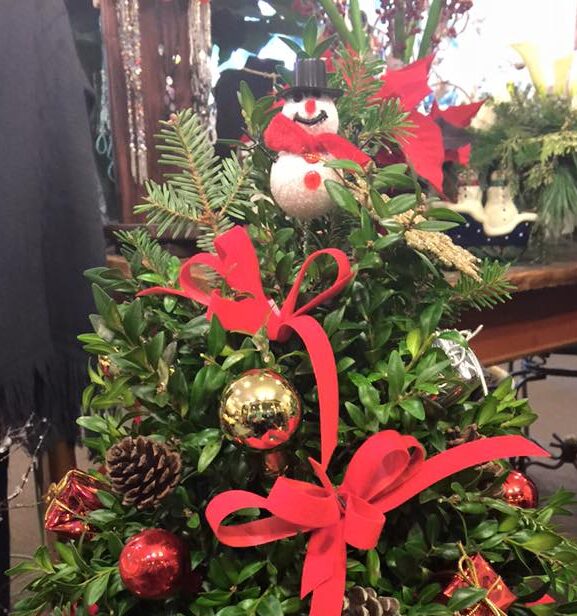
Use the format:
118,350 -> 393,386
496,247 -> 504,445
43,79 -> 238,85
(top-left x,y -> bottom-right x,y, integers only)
447,172 -> 537,237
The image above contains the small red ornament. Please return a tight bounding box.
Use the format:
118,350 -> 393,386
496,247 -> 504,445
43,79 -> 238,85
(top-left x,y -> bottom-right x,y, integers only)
119,529 -> 187,599
443,551 -> 516,616
44,470 -> 107,539
501,470 -> 539,509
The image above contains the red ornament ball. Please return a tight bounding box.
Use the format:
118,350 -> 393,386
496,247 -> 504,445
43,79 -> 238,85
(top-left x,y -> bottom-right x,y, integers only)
501,471 -> 538,509
119,529 -> 187,599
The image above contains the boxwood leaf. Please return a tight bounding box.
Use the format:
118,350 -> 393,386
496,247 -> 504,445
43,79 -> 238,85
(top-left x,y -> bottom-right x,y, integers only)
85,571 -> 110,606
447,587 -> 487,611
400,398 -> 425,420
198,438 -> 223,473
325,180 -> 360,216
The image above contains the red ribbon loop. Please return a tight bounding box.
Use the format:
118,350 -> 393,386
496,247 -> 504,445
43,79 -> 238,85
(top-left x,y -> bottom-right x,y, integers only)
206,431 -> 549,616
138,225 -> 353,469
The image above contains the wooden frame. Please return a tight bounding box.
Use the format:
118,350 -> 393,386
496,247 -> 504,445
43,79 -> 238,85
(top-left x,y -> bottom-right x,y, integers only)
100,0 -> 193,222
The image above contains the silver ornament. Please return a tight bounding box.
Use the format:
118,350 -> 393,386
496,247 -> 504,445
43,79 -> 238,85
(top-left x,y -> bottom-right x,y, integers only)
431,329 -> 488,406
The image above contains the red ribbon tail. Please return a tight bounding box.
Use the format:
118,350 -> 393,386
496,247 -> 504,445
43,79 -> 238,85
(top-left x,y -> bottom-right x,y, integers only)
284,315 -> 339,470
310,574 -> 347,616
304,525 -> 347,616
374,435 -> 550,513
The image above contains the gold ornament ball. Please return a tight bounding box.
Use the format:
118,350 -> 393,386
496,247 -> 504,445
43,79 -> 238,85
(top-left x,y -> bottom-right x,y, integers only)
219,369 -> 302,451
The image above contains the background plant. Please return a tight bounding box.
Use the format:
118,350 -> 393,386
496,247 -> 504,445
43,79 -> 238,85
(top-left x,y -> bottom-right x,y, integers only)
471,86 -> 577,242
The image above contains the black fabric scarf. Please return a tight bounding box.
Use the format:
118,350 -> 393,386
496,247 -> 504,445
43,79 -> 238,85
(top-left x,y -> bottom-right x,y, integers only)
0,0 -> 105,445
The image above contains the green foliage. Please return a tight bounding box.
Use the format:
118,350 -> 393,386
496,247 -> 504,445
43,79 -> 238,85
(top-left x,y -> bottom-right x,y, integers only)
452,260 -> 514,312
135,110 -> 253,250
332,49 -> 412,151
116,228 -> 178,282
471,86 -> 577,239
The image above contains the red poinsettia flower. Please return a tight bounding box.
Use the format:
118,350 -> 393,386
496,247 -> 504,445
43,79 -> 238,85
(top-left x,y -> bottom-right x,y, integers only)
374,56 -> 484,195
430,99 -> 485,165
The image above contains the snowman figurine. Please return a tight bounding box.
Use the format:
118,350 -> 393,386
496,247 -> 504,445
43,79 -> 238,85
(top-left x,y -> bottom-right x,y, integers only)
453,169 -> 484,219
264,58 -> 370,220
447,170 -> 537,239
482,172 -> 537,236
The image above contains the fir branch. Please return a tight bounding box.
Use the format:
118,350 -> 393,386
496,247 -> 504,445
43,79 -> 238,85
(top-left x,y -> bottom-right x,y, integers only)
157,110 -> 218,216
134,110 -> 256,247
359,98 -> 412,147
452,260 -> 514,310
335,50 -> 383,122
134,181 -> 198,238
116,228 -> 174,277
214,154 -> 253,220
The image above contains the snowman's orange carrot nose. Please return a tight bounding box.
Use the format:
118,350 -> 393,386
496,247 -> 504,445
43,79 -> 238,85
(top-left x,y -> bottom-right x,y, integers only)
305,99 -> 316,115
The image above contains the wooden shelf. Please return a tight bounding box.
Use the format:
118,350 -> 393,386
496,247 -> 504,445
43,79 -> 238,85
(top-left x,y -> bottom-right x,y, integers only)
458,261 -> 577,365
505,262 -> 577,292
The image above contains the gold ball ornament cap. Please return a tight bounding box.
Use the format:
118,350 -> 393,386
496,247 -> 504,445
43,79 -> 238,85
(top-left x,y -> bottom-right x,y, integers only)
219,369 -> 302,451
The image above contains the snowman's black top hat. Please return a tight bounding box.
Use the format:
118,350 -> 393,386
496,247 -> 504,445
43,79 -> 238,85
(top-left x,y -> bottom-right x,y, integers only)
281,58 -> 343,100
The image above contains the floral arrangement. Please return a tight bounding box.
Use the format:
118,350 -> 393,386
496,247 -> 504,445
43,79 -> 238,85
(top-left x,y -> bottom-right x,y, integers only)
470,43 -> 577,241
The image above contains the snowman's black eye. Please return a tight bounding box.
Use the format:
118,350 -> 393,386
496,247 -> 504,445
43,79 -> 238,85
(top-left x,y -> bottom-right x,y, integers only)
292,92 -> 303,103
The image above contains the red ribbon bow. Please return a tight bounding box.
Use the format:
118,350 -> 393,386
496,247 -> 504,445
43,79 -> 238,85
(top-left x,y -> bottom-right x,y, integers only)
206,432 -> 548,616
264,113 -> 372,167
138,225 -> 352,469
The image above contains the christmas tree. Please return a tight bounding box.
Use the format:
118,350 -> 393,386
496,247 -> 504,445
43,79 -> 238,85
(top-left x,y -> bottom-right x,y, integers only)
11,5 -> 577,616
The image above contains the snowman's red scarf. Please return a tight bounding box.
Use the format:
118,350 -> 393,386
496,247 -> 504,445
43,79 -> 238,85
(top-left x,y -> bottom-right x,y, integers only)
264,113 -> 371,167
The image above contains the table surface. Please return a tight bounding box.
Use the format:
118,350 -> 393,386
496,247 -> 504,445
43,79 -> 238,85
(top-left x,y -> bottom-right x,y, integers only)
106,255 -> 577,365
504,261 -> 577,291
458,261 -> 577,365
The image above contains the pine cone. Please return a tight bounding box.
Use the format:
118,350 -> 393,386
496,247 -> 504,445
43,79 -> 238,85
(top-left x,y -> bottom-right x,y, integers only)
106,436 -> 182,510
343,586 -> 400,616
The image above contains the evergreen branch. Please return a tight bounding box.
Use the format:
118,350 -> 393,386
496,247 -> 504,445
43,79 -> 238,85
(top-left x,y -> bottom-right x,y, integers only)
134,181 -> 198,238
215,154 -> 253,220
135,111 -> 249,246
359,98 -> 412,146
154,110 -> 222,239
162,113 -> 213,214
116,228 -> 174,277
453,260 -> 514,310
